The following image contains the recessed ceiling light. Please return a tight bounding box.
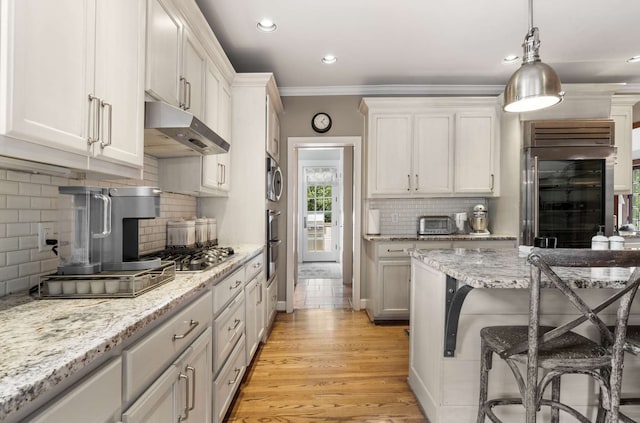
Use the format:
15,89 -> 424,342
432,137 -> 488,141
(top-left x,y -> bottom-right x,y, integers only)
502,55 -> 520,64
257,19 -> 277,32
627,55 -> 640,63
321,55 -> 337,64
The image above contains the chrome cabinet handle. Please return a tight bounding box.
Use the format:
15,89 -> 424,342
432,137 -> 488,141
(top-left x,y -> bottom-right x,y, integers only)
229,280 -> 242,290
222,164 -> 226,185
228,318 -> 241,332
407,174 -> 411,191
185,80 -> 191,110
173,319 -> 199,341
253,262 -> 261,269
100,100 -> 113,148
387,248 -> 405,253
490,174 -> 495,191
415,174 -> 419,191
179,77 -> 187,109
228,368 -> 241,385
87,94 -> 100,145
258,281 -> 263,304
178,372 -> 189,421
186,366 -> 196,412
217,163 -> 222,186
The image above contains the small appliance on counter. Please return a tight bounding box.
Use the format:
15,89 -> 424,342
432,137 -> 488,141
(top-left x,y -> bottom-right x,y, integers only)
469,204 -> 490,236
418,216 -> 457,236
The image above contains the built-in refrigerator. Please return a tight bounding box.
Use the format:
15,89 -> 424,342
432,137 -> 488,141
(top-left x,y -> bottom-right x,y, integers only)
521,120 -> 616,248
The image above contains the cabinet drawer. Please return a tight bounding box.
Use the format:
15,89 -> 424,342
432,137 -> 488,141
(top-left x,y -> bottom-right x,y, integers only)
213,291 -> 245,374
452,240 -> 516,249
377,243 -> 414,258
213,334 -> 246,423
245,251 -> 264,283
213,267 -> 245,315
415,240 -> 452,250
123,290 -> 212,402
30,358 -> 122,423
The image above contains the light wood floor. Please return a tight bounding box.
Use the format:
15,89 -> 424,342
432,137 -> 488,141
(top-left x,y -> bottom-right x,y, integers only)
224,309 -> 427,422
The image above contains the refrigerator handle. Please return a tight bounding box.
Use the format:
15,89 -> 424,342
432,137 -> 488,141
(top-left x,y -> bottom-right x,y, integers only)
533,156 -> 539,238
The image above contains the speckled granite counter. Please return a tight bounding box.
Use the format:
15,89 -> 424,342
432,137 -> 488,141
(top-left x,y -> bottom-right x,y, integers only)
0,244 -> 263,422
363,234 -> 516,242
409,247 -> 632,289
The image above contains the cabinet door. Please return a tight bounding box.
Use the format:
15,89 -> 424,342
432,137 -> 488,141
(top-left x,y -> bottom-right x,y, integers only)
3,0 -> 93,154
414,114 -> 454,194
216,82 -> 232,191
29,358 -> 122,423
267,275 -> 278,327
181,27 -> 206,118
368,114 -> 413,196
93,0 -> 144,167
611,102 -> 635,194
121,364 -> 180,423
256,274 -> 266,342
377,259 -> 411,318
176,328 -> 211,423
145,0 -> 182,106
454,111 -> 496,194
245,277 -> 259,361
266,96 -> 280,162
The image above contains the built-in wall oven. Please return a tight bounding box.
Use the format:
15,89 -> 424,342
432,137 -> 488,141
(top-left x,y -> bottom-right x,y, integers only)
266,210 -> 281,280
266,156 -> 283,202
521,120 -> 616,248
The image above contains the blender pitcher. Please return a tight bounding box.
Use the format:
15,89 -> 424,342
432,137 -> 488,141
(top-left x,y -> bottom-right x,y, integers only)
57,187 -> 111,274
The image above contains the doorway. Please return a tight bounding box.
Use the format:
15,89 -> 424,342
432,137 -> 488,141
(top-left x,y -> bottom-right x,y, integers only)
286,137 -> 362,313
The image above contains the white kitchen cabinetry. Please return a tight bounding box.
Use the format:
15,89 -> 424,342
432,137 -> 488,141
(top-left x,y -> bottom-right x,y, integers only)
266,94 -> 281,162
0,0 -> 145,178
28,358 -> 122,423
266,274 -> 278,329
181,27 -> 207,118
213,334 -> 246,423
122,328 -> 212,423
360,98 -> 500,198
611,95 -> 640,194
244,251 -> 265,362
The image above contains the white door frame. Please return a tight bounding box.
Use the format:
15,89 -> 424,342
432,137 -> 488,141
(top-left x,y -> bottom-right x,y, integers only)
286,136 -> 362,313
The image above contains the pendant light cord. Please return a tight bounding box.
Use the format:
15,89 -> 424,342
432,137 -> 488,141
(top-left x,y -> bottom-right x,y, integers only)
528,0 -> 534,32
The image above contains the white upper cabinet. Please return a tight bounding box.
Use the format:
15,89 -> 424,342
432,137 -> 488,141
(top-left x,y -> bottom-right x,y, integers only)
611,95 -> 640,194
454,110 -> 497,194
181,27 -> 207,119
266,94 -> 281,163
145,0 -> 182,107
361,98 -> 500,198
0,0 -> 145,176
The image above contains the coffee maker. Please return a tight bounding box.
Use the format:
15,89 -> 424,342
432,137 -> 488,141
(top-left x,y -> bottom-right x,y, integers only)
102,187 -> 162,271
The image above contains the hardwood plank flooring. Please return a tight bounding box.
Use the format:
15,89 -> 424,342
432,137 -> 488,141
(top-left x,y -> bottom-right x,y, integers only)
224,309 -> 427,422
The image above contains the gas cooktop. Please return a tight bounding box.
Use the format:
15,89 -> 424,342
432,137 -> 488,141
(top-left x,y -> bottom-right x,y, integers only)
150,246 -> 235,272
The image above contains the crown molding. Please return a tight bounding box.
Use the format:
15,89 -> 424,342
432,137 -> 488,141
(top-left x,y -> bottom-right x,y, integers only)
278,83 -> 640,97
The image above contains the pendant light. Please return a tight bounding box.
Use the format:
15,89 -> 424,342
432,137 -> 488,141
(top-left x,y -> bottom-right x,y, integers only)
503,0 -> 564,113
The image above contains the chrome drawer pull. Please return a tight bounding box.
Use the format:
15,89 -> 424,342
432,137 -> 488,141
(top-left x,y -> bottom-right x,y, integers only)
173,319 -> 199,341
228,318 -> 241,332
186,365 -> 196,412
387,248 -> 405,253
228,368 -> 241,385
178,372 -> 189,421
229,280 -> 242,290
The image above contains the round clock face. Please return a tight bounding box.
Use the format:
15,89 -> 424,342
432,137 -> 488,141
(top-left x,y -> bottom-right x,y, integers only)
312,112 -> 332,133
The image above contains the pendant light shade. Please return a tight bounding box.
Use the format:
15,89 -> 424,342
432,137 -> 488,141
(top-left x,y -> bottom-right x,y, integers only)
503,1 -> 564,112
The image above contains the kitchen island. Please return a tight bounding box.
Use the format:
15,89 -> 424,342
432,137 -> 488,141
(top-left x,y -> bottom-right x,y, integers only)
0,244 -> 263,423
409,248 -> 640,423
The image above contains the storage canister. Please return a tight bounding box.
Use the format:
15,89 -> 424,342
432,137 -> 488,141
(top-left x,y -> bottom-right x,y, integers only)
194,218 -> 208,245
166,220 -> 196,247
207,218 -> 217,245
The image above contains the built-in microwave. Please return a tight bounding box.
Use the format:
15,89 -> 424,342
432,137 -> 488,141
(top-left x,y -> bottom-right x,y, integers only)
266,156 -> 283,202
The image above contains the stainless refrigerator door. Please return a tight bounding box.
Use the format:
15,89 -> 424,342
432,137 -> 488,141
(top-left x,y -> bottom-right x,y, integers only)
522,146 -> 615,248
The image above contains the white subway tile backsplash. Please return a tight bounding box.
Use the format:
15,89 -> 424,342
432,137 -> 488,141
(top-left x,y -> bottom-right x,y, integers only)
0,155 -> 199,294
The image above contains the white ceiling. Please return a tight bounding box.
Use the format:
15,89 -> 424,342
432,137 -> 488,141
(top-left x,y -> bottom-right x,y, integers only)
195,0 -> 640,95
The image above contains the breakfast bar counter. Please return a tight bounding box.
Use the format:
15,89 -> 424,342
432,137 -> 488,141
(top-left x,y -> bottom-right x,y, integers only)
408,248 -> 640,423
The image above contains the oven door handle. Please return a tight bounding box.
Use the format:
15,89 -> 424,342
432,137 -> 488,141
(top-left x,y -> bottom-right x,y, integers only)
268,210 -> 281,216
269,240 -> 282,247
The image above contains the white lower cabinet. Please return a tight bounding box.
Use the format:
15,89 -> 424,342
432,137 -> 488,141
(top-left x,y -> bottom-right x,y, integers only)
122,327 -> 212,423
213,334 -> 246,423
245,271 -> 266,362
213,291 -> 245,374
28,358 -> 122,423
266,274 -> 278,328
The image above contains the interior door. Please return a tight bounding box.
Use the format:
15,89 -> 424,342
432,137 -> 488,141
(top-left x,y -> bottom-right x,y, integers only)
301,166 -> 339,262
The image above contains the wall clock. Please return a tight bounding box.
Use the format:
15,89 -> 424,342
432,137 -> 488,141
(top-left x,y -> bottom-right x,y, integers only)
311,112 -> 332,133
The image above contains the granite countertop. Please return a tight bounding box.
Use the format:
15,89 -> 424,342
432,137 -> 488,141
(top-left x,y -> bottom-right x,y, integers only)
0,244 -> 263,421
363,234 -> 516,242
409,248 -> 633,289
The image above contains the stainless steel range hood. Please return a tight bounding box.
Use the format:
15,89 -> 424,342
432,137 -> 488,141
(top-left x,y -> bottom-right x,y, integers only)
144,101 -> 230,157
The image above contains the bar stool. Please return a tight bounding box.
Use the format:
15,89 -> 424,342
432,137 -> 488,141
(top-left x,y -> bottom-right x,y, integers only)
477,248 -> 640,423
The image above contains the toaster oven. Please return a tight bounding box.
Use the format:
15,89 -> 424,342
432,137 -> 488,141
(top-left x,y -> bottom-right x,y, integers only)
418,216 -> 457,235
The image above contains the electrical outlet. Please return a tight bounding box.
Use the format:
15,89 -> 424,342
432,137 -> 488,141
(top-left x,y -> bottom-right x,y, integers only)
38,222 -> 55,252
391,213 -> 399,224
